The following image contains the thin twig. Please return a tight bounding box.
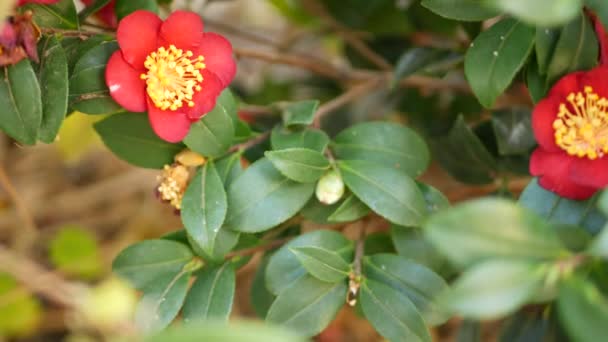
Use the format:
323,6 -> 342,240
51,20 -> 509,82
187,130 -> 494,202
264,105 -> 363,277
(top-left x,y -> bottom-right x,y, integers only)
0,165 -> 37,252
228,131 -> 271,153
353,223 -> 366,278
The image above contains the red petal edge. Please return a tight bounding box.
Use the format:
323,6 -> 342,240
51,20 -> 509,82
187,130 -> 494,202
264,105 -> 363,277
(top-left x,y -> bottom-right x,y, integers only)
147,98 -> 192,143
184,69 -> 224,120
195,33 -> 236,87
117,10 -> 162,69
105,51 -> 147,112
159,10 -> 204,51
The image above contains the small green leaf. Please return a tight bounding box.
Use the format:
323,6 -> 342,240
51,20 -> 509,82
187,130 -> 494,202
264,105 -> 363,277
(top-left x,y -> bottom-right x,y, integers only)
291,246 -> 351,283
443,260 -> 547,319
265,230 -> 353,295
421,0 -> 499,21
488,0 -> 582,26
22,0 -> 79,29
181,162 -> 228,258
338,160 -> 426,227
391,225 -> 446,271
135,270 -> 190,332
182,263 -> 235,322
464,18 -> 535,108
250,257 -> 275,318
49,225 -> 101,279
361,279 -> 431,342
115,0 -> 158,20
215,153 -> 244,187
94,113 -> 183,169
536,27 -> 561,74
586,0 -> 608,30
300,197 -> 344,224
332,122 -> 430,177
393,47 -> 447,85
183,103 -> 235,158
0,60 -> 42,145
224,158 -> 315,233
424,198 -> 568,267
417,182 -> 450,214
112,239 -> 193,290
327,194 -> 370,223
78,0 -> 112,22
558,277 -> 608,342
265,148 -> 330,183
491,108 -> 535,155
282,100 -> 319,127
266,275 -> 346,337
526,61 -> 548,104
36,36 -> 68,143
271,126 -> 330,152
61,35 -> 111,74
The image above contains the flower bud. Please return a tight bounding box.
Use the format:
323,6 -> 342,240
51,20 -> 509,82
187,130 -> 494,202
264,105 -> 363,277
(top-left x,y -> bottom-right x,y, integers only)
316,170 -> 344,205
174,149 -> 206,167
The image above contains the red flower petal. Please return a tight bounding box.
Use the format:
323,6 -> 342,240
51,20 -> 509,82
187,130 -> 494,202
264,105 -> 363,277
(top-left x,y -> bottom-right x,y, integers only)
570,157 -> 608,189
531,97 -> 561,152
581,66 -> 608,97
147,98 -> 192,143
159,11 -> 204,51
105,51 -> 147,112
184,69 -> 224,120
547,71 -> 584,98
530,148 -> 597,199
117,10 -> 161,69
195,33 -> 236,87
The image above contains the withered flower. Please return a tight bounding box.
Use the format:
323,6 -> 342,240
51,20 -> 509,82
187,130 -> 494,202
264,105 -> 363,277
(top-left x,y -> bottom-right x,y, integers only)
0,11 -> 40,66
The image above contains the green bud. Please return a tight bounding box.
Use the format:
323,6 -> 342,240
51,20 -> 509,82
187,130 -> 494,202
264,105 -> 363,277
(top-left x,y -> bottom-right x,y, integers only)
316,170 -> 344,205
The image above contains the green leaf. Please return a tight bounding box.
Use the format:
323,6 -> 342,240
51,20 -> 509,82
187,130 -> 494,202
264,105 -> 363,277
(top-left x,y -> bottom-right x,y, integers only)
519,178 -> 605,234
0,273 -> 41,337
417,182 -> 450,214
558,277 -> 608,342
464,18 -> 535,108
300,197 -> 343,224
491,108 -> 535,155
135,270 -> 190,332
181,162 -> 228,258
250,257 -> 275,318
586,0 -> 608,29
78,0 -> 112,22
536,27 -> 561,74
215,153 -> 244,187
424,198 -> 568,267
393,47 -> 447,85
266,230 -> 353,295
421,0 -> 499,21
112,239 -> 193,290
327,194 -> 370,223
61,35 -> 111,74
291,246 -> 351,283
182,263 -> 235,322
265,148 -> 330,183
94,113 -> 183,169
36,36 -> 68,143
332,122 -> 430,177
489,0 -> 582,26
457,320 -> 481,342
443,260 -> 547,319
271,126 -> 330,152
546,13 -> 598,85
69,41 -> 121,115
266,275 -> 346,337
431,116 -> 497,184
49,225 -> 101,279
361,279 -> 431,342
115,0 -> 158,20
391,226 -> 446,271
0,60 -> 42,145
526,61 -> 548,104
281,100 -> 319,127
224,158 -> 315,233
589,225 -> 608,258
338,160 -> 426,227
363,254 -> 449,326
183,103 -> 235,158
22,0 -> 79,29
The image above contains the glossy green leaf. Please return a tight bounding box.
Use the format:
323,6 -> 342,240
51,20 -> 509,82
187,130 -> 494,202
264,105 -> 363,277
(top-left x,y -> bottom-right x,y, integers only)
424,198 -> 568,267
558,277 -> 608,342
361,279 -> 431,342
300,197 -> 343,224
491,108 -> 535,155
465,18 -> 535,108
417,182 -> 450,214
391,226 -> 446,271
266,275 -> 346,337
250,257 -> 275,318
266,230 -> 353,295
182,263 -> 235,322
135,270 -> 190,332
215,153 -> 244,187
36,36 -> 68,143
489,0 -> 582,26
393,47 -> 447,85
181,162 -> 228,258
271,126 -> 330,152
94,112 -> 183,169
333,122 -> 430,177
443,260 -> 547,319
526,61 -> 548,104
586,0 -> 608,29
22,0 -> 79,29
338,160 -> 426,227
49,225 -> 101,279
291,246 -> 351,283
0,60 -> 42,145
546,13 -> 598,84
115,0 -> 158,20
61,35 -> 110,74
282,100 -> 319,127
363,254 -> 449,326
112,239 -> 193,290
535,27 -> 561,74
421,0 -> 499,21
327,194 -> 370,223
224,158 -> 315,233
265,148 -> 330,183
183,103 -> 235,158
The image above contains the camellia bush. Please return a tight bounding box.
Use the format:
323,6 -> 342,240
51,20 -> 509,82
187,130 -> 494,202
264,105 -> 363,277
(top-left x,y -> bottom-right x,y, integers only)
3,0 -> 608,341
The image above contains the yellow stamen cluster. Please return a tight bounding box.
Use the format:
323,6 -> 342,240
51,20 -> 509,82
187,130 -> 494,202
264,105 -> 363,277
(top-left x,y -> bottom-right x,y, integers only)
141,45 -> 205,111
553,86 -> 608,160
156,164 -> 190,210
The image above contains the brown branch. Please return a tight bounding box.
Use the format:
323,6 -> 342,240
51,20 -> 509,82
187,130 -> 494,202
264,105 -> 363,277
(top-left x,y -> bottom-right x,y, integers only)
0,165 -> 37,252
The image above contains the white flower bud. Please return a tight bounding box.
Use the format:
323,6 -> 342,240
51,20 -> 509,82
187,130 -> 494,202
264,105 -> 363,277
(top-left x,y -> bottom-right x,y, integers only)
316,170 -> 344,205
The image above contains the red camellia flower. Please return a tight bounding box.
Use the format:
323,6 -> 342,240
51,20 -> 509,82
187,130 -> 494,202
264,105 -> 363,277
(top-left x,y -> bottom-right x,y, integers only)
105,10 -> 236,142
530,66 -> 608,199
81,0 -> 117,28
